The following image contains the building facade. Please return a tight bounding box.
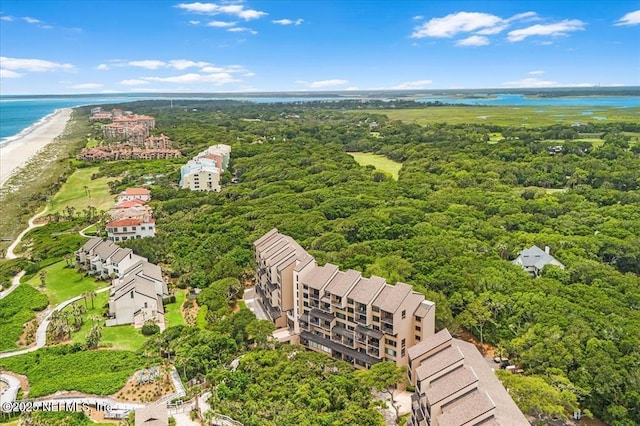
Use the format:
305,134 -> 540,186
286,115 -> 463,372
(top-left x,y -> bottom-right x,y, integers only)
118,187 -> 152,203
105,218 -> 156,242
254,229 -> 436,368
179,144 -> 231,192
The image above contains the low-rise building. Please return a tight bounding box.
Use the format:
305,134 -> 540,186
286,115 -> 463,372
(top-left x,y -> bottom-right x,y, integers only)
408,329 -> 528,426
118,187 -> 151,203
254,228 -> 435,368
512,245 -> 565,277
109,199 -> 153,221
105,218 -> 156,242
75,239 -> 168,330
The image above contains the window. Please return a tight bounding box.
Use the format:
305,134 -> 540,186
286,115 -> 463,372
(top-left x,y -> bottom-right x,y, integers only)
130,291 -> 134,299
401,348 -> 406,357
401,338 -> 406,348
132,226 -> 137,231
372,306 -> 380,312
385,348 -> 397,357
123,227 -> 127,232
141,226 -> 146,230
415,315 -> 421,321
336,313 -> 346,320
144,302 -> 148,308
373,315 -> 380,322
385,338 -> 397,347
415,335 -> 421,341
415,325 -> 421,332
347,307 -> 354,313
402,310 -> 406,319
347,298 -> 354,305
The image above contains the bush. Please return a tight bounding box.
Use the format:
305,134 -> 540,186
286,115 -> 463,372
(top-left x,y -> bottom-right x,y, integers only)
142,323 -> 160,336
162,295 -> 176,305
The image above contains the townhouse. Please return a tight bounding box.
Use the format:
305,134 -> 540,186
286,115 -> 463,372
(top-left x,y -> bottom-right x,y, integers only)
75,238 -> 168,329
105,217 -> 156,242
254,229 -> 435,368
118,187 -> 151,203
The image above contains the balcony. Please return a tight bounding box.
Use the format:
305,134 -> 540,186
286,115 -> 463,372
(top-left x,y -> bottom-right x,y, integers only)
382,323 -> 394,335
355,314 -> 368,325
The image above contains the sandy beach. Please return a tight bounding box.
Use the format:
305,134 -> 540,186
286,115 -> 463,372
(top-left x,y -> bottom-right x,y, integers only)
0,108 -> 73,188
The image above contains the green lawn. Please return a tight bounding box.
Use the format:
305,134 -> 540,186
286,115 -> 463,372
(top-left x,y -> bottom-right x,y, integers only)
0,347 -> 142,398
165,289 -> 186,327
348,152 -> 403,180
24,261 -> 106,306
48,167 -> 116,215
358,106 -> 640,127
0,284 -> 48,351
82,224 -> 98,236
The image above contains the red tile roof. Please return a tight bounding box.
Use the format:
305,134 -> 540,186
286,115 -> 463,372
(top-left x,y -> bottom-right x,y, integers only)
113,199 -> 147,208
106,218 -> 155,227
123,187 -> 151,196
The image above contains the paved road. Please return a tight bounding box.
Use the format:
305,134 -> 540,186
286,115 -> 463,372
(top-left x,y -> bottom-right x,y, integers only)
243,287 -> 269,321
0,287 -> 110,359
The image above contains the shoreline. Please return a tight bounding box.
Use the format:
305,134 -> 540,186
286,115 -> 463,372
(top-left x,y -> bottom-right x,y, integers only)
0,108 -> 73,188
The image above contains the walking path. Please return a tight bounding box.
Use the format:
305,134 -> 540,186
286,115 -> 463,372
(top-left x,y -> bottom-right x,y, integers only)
79,223 -> 98,238
0,287 -> 110,359
1,207 -> 48,300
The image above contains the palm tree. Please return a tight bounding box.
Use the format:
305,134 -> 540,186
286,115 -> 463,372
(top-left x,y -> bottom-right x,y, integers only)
38,270 -> 47,288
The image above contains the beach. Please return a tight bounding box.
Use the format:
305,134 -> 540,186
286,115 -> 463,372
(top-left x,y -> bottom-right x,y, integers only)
0,108 -> 73,188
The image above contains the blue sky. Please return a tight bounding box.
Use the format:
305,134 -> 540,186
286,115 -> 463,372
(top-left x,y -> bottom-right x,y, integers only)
0,1 -> 639,95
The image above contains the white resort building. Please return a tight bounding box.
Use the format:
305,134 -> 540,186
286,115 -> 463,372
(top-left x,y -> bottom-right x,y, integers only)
179,144 -> 231,192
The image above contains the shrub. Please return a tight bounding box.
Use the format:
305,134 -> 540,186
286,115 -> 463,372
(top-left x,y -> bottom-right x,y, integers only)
142,323 -> 160,336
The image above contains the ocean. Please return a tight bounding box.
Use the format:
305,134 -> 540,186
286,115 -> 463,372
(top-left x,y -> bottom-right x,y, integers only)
1,94 -> 640,144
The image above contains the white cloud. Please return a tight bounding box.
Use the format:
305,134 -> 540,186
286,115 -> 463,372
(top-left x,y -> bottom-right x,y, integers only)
189,20 -> 201,25
23,16 -> 42,24
507,19 -> 585,42
168,59 -> 210,69
307,79 -> 349,88
455,35 -> 490,46
176,2 -> 267,20
0,57 -> 74,72
528,70 -> 545,75
143,72 -> 240,84
206,20 -> 236,27
615,10 -> 640,26
389,80 -> 433,90
507,11 -> 538,22
128,60 -> 167,69
502,77 -> 595,88
1,16 -> 14,21
0,69 -> 22,78
413,15 -> 424,21
227,27 -> 257,34
95,63 -> 110,70
273,18 -> 303,25
69,82 -> 103,89
120,79 -> 151,86
411,12 -> 503,38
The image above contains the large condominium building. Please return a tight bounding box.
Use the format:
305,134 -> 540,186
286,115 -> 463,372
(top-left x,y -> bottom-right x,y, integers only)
179,144 -> 232,192
254,229 -> 435,368
408,329 -> 529,426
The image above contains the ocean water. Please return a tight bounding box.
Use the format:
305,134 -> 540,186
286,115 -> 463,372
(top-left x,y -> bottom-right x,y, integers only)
1,94 -> 639,144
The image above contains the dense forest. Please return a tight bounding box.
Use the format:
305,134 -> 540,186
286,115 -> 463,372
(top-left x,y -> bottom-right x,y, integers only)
19,101 -> 640,425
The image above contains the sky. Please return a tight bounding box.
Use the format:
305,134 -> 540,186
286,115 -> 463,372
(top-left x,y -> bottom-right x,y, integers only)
0,0 -> 639,95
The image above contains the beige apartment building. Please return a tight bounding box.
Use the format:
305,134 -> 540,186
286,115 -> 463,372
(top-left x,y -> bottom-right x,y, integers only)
254,229 -> 436,368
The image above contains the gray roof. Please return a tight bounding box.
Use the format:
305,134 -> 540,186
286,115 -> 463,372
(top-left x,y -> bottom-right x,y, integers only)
415,345 -> 464,383
347,275 -> 387,305
438,389 -> 495,426
112,275 -> 157,302
135,403 -> 168,426
408,328 -> 452,361
253,228 -> 279,248
513,245 -> 564,269
454,339 -> 529,425
372,282 -> 413,313
81,237 -> 103,252
325,269 -> 361,297
425,365 -> 478,405
94,240 -> 120,259
414,300 -> 435,318
294,254 -> 315,272
111,248 -> 133,263
300,263 -> 339,290
124,260 -> 163,282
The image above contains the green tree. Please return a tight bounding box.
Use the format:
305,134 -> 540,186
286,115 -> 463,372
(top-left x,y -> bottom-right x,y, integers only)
358,362 -> 407,424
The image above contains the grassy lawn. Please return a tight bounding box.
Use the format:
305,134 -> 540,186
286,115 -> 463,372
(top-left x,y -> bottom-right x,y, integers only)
48,167 -> 116,215
165,289 -> 186,327
0,347 -> 143,398
82,224 -> 97,235
348,152 -> 403,180
0,284 -> 48,351
358,106 -> 640,127
24,261 -> 106,306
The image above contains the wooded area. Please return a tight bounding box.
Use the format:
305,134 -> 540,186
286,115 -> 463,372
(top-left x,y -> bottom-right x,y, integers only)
3,100 -> 638,425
